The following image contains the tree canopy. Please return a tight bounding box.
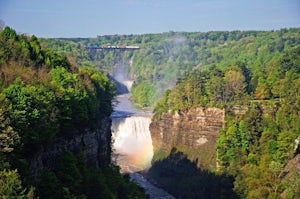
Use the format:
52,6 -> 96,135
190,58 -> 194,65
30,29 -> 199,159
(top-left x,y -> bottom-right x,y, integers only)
40,28 -> 300,108
0,27 -> 146,199
152,42 -> 300,198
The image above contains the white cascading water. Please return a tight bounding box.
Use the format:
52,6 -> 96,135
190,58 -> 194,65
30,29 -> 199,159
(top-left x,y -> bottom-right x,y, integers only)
110,63 -> 153,173
111,116 -> 153,173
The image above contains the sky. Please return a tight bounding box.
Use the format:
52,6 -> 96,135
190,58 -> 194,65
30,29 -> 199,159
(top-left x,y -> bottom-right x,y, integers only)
0,0 -> 299,38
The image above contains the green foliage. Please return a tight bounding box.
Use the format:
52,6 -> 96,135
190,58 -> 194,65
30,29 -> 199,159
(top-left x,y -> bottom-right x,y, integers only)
148,36 -> 300,198
153,89 -> 171,119
4,79 -> 58,147
38,169 -> 62,199
83,67 -> 115,115
0,29 -> 115,146
153,66 -> 248,118
131,81 -> 156,107
215,47 -> 300,198
0,27 -> 18,41
2,26 -> 300,198
38,151 -> 147,199
223,69 -> 246,102
0,169 -> 34,199
150,34 -> 300,198
40,28 -> 300,108
0,103 -> 20,153
0,27 -> 133,199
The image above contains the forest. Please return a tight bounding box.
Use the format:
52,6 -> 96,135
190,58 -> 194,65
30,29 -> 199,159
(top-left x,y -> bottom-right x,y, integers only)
40,28 -> 300,108
0,27 -> 147,198
152,45 -> 300,198
2,26 -> 300,198
40,28 -> 300,198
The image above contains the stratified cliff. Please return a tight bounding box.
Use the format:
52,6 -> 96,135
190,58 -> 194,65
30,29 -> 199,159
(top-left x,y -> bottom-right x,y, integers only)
150,107 -> 225,170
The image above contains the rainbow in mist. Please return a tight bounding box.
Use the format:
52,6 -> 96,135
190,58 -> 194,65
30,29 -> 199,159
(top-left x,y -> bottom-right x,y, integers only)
111,115 -> 154,173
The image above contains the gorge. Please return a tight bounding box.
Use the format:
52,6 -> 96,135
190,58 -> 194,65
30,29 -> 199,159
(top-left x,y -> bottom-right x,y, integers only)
2,27 -> 298,198
108,58 -> 234,198
109,62 -> 176,198
117,63 -> 300,199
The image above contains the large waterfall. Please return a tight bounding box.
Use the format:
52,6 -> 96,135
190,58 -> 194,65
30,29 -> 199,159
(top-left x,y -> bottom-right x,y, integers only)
110,62 -> 153,173
111,115 -> 153,173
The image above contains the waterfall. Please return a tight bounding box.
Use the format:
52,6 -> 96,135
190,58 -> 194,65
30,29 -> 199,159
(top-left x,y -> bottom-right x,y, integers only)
110,59 -> 154,173
111,115 -> 153,173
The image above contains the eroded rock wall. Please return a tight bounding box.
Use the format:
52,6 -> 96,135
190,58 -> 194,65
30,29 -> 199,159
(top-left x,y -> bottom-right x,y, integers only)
150,107 -> 224,170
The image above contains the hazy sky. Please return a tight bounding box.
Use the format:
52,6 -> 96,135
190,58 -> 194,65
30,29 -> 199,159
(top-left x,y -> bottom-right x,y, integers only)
0,0 -> 299,38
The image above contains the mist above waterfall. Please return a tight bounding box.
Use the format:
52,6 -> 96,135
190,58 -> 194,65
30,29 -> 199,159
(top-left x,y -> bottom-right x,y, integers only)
111,62 -> 133,93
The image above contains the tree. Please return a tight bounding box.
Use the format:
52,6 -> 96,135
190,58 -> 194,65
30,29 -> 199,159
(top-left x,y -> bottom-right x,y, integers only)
153,89 -> 171,118
0,26 -> 18,41
207,76 -> 225,103
244,103 -> 263,142
38,169 -> 61,199
254,82 -> 271,100
131,82 -> 155,107
0,104 -> 20,153
0,169 -> 31,198
56,151 -> 83,193
223,70 -> 246,102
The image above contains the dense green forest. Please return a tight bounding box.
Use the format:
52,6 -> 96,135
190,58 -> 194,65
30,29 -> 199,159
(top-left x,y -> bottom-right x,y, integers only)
152,39 -> 300,197
36,28 -> 300,198
40,28 -> 300,108
0,27 -> 147,198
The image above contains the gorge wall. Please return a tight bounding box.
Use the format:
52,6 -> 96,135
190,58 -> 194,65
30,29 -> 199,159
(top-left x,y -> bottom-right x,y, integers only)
150,107 -> 225,170
29,116 -> 112,178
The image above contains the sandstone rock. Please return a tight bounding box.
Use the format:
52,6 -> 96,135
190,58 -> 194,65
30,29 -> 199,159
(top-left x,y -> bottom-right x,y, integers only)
150,107 -> 225,170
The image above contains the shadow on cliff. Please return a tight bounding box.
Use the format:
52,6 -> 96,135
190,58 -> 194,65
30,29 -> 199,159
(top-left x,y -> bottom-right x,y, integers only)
146,149 -> 238,199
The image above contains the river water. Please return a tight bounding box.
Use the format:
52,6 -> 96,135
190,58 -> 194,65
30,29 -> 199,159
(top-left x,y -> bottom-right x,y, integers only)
110,64 -> 175,198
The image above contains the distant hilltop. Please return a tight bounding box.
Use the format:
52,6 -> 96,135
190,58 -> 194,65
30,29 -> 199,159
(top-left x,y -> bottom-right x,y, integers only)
85,45 -> 140,50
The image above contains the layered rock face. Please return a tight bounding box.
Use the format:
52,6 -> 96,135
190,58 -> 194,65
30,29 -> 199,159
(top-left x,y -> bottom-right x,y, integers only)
30,117 -> 111,178
150,107 -> 225,170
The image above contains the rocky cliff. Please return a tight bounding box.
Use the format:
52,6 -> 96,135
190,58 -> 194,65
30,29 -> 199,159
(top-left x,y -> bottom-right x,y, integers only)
150,107 -> 225,170
29,116 -> 111,178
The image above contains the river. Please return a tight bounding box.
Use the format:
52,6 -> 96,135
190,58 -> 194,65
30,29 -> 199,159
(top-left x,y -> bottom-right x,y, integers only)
110,63 -> 175,199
